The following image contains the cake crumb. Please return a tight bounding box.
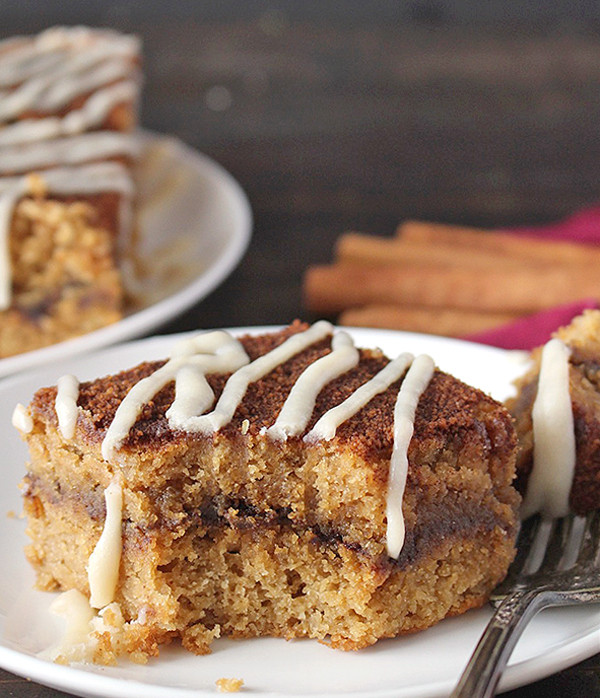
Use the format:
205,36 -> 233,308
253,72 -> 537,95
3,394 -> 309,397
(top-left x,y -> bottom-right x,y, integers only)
25,172 -> 48,198
216,677 -> 244,693
241,419 -> 249,435
6,510 -> 16,519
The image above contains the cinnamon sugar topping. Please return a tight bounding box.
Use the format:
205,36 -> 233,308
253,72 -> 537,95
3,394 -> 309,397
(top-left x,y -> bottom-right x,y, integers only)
102,330 -> 249,461
267,329 -> 358,440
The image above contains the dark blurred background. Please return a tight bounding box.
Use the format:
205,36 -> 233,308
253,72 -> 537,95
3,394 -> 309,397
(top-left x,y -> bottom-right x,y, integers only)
3,0 -> 600,330
0,3 -> 599,696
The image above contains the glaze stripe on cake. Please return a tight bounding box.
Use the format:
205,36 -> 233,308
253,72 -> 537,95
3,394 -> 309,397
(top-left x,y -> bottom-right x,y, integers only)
267,329 -> 359,441
87,477 -> 123,609
55,374 -> 80,440
521,337 -> 576,519
0,81 -> 139,147
12,402 -> 33,433
385,354 -> 435,557
102,330 -> 250,461
305,351 -> 414,441
192,320 -> 334,434
0,27 -> 140,117
0,131 -> 140,175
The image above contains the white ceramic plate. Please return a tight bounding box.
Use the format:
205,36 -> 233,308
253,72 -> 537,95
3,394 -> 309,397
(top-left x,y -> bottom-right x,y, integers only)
0,328 -> 598,698
0,132 -> 252,379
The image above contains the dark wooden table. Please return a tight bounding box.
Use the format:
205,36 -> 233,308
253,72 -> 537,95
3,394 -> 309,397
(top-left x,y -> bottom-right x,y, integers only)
1,2 -> 599,696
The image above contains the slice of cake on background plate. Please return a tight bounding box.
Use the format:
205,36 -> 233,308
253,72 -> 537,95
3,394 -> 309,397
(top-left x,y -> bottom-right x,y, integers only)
0,26 -> 141,358
15,320 -> 520,663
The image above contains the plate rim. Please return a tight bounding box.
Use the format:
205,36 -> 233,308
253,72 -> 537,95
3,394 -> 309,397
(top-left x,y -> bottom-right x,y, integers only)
0,327 -> 598,698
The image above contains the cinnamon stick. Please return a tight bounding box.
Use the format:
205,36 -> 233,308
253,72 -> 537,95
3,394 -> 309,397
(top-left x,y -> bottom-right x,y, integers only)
339,305 -> 517,337
304,262 -> 600,315
335,232 -> 570,270
396,220 -> 600,267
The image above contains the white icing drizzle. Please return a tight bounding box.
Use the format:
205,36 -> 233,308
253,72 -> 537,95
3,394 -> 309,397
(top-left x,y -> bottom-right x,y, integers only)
100,355 -> 190,462
11,402 -> 33,433
386,354 -> 435,558
166,332 -> 251,429
38,589 -> 95,662
0,80 -> 139,147
0,58 -> 134,121
0,27 -> 140,118
305,352 -> 414,442
102,331 -> 250,461
55,374 -> 80,440
187,320 -> 334,434
0,161 -> 134,197
522,338 -> 576,519
87,478 -> 123,609
0,27 -> 139,87
102,323 -> 334,458
0,178 -> 28,309
0,131 -> 140,175
40,591 -> 132,663
267,330 -> 359,441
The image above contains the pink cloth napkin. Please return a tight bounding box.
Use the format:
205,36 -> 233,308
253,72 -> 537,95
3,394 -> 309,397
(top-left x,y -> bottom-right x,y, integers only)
463,205 -> 600,350
465,299 -> 598,350
502,204 -> 600,244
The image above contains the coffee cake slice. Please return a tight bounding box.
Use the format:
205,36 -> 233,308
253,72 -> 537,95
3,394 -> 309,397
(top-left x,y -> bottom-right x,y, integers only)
0,27 -> 141,357
17,321 -> 519,662
507,309 -> 600,516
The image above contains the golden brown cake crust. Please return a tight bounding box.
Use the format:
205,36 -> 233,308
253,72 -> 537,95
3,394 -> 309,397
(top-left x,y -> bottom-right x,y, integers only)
31,321 -> 516,464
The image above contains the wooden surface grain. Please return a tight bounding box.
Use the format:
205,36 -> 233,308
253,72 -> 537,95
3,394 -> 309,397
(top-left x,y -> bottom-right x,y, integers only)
1,2 -> 599,696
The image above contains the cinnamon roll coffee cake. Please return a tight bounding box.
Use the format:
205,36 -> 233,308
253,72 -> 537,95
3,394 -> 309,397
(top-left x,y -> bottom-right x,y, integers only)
0,26 -> 141,357
16,321 -> 520,663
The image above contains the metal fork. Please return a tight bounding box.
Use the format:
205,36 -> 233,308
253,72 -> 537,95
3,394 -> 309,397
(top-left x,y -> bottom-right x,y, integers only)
451,510 -> 600,698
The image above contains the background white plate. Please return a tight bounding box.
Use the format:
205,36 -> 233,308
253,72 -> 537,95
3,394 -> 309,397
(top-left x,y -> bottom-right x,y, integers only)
0,132 -> 252,379
0,328 -> 598,698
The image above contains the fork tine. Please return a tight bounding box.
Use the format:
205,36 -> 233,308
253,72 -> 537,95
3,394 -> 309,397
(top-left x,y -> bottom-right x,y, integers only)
558,515 -> 587,570
535,515 -> 576,573
577,510 -> 600,567
456,504 -> 600,698
517,516 -> 541,554
509,516 -> 542,577
502,517 -> 539,583
522,517 -> 554,575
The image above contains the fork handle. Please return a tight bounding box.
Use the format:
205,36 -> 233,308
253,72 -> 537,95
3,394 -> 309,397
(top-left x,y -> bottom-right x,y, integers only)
450,589 -> 555,698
